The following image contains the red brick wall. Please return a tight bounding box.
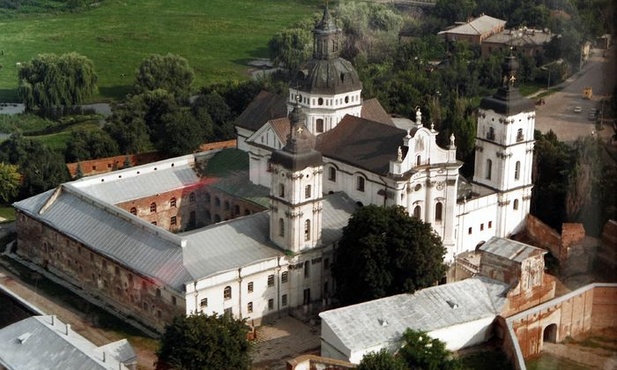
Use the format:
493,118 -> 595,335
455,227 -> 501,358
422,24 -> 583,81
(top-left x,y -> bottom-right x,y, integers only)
591,286 -> 617,329
526,215 -> 561,256
561,223 -> 585,249
14,211 -> 184,333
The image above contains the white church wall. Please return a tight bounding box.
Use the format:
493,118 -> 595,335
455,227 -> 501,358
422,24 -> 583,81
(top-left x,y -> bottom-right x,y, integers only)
428,316 -> 496,351
455,193 -> 499,256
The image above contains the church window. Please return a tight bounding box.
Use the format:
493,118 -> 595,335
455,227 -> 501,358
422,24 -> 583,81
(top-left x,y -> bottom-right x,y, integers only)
345,96 -> 349,103
468,227 -> 473,235
247,302 -> 253,313
281,271 -> 288,283
279,184 -> 285,197
417,156 -> 421,166
248,282 -> 253,293
150,202 -> 157,213
200,298 -> 208,308
515,161 -> 521,180
489,221 -> 493,228
305,185 -> 311,199
487,127 -> 495,140
356,176 -> 365,192
316,118 -> 324,133
513,199 -> 519,210
517,128 -> 524,142
189,192 -> 195,202
130,207 -> 137,215
268,274 -> 275,287
486,159 -> 492,180
328,167 -> 336,182
304,220 -> 311,241
304,261 -> 310,278
413,206 -> 421,219
223,286 -> 232,300
318,97 -> 323,106
435,202 -> 443,222
170,197 -> 177,207
279,218 -> 285,237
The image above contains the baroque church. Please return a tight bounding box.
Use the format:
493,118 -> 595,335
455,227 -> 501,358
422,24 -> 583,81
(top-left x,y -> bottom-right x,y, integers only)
12,5 -> 536,332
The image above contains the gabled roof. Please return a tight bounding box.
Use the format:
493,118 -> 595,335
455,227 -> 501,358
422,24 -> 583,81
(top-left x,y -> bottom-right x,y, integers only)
235,90 -> 287,132
438,15 -> 506,36
0,316 -> 132,370
316,115 -> 406,175
480,236 -> 546,263
319,277 -> 509,354
361,98 -> 394,126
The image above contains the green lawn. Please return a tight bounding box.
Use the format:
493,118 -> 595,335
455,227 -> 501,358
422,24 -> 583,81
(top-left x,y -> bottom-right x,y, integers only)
0,0 -> 318,102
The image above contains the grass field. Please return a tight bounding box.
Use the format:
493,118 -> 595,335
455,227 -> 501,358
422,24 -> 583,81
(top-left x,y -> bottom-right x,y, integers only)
0,0 -> 318,102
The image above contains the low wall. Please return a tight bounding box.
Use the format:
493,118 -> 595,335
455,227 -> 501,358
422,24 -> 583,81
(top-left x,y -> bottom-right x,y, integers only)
502,283 -> 617,370
287,355 -> 355,370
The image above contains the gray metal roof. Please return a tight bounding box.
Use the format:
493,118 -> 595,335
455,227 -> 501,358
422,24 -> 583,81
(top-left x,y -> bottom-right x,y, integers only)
479,236 -> 546,263
70,155 -> 200,204
319,277 -> 509,353
0,315 -> 130,370
13,186 -> 191,290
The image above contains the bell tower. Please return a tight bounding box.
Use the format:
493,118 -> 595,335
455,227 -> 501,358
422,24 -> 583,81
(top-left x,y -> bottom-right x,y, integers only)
473,54 -> 535,237
269,103 -> 324,253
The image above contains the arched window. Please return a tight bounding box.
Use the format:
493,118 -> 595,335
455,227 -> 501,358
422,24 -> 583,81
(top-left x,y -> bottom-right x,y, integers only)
316,118 -> 324,133
513,199 -> 519,210
215,197 -> 220,207
304,261 -> 310,278
304,220 -> 311,241
170,197 -> 177,207
279,184 -> 285,197
223,286 -> 231,300
515,161 -> 521,180
279,218 -> 285,237
130,207 -> 137,215
413,205 -> 421,219
150,202 -> 157,213
435,202 -> 443,222
328,167 -> 336,182
356,176 -> 365,192
417,156 -> 421,166
486,159 -> 492,180
305,185 -> 311,199
318,97 -> 323,106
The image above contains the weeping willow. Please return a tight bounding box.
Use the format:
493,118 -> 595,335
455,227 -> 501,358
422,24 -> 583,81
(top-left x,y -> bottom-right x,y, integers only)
17,52 -> 97,115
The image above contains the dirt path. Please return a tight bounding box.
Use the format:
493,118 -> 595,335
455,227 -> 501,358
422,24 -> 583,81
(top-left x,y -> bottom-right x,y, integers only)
542,328 -> 617,370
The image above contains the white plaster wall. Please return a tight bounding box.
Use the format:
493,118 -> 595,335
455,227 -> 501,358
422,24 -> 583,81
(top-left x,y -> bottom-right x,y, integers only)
428,316 -> 496,351
455,192 -> 499,256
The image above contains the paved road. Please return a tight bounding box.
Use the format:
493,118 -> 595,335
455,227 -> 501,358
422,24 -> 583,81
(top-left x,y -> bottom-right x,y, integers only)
534,47 -> 616,142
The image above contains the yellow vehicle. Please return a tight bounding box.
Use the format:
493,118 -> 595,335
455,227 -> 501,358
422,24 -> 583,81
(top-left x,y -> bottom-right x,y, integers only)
583,86 -> 593,99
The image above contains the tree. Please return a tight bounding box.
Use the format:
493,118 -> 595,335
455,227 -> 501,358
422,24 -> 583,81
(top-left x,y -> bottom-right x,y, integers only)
64,129 -> 120,162
357,349 -> 406,370
156,313 -> 251,370
105,98 -> 153,154
0,162 -> 21,203
268,23 -> 312,73
156,109 -> 204,156
133,54 -> 195,102
17,52 -> 97,116
333,205 -> 447,306
398,329 -> 462,370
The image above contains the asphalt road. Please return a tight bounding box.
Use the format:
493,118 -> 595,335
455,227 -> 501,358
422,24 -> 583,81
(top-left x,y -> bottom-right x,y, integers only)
534,46 -> 616,142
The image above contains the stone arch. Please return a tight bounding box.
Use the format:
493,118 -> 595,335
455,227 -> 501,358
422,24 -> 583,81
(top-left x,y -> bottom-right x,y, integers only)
543,323 -> 558,343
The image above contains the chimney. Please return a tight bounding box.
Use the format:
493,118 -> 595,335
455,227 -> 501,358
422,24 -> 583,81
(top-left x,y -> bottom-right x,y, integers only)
65,323 -> 71,335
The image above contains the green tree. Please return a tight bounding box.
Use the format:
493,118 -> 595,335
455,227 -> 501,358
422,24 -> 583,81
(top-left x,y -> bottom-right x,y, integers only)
357,349 -> 406,370
433,0 -> 476,25
105,98 -> 153,154
133,53 -> 195,102
268,23 -> 312,73
157,109 -> 204,156
398,329 -> 462,370
333,205 -> 447,306
64,129 -> 120,162
17,52 -> 97,116
0,162 -> 21,203
156,313 -> 251,370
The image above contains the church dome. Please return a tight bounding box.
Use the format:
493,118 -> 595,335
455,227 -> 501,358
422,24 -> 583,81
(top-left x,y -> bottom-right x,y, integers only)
295,58 -> 362,95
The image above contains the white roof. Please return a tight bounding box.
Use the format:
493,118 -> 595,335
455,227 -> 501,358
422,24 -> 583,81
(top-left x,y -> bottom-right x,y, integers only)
319,277 -> 509,353
0,316 -> 132,370
438,15 -> 505,36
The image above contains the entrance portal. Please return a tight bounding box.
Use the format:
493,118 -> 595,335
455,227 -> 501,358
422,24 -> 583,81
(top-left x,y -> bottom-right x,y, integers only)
543,323 -> 558,343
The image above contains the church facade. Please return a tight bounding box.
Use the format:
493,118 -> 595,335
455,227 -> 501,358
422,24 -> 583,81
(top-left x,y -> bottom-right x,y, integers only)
12,5 -> 536,332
